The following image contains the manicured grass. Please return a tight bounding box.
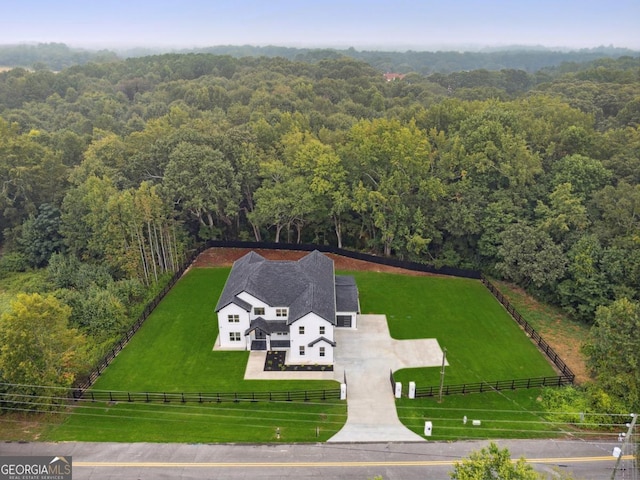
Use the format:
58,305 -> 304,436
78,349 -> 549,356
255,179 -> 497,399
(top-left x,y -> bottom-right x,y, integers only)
82,268 -> 339,393
349,271 -> 557,386
396,389 -> 567,440
45,268 -> 346,442
47,401 -> 346,443
346,271 -> 562,440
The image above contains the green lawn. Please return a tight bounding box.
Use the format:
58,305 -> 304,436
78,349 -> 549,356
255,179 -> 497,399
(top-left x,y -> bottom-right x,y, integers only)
346,271 -> 561,440
349,271 -> 557,386
45,268 -> 346,442
396,389 -> 568,440
45,268 -> 562,443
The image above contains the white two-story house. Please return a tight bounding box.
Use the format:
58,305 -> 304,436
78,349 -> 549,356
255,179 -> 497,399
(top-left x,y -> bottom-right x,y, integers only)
215,250 -> 360,365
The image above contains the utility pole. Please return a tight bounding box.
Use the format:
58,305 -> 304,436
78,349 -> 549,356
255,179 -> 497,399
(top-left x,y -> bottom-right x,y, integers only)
438,347 -> 447,403
611,412 -> 637,480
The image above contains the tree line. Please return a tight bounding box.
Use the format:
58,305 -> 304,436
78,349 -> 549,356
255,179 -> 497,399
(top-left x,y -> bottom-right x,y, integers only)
0,52 -> 638,412
2,41 -> 638,74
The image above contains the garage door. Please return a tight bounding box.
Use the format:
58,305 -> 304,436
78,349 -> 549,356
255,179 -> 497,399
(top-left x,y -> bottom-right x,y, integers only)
336,315 -> 352,328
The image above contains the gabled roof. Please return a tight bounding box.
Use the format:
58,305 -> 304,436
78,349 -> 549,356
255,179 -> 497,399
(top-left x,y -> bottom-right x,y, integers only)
215,250 -> 337,324
217,294 -> 252,312
245,318 -> 289,336
308,336 -> 337,347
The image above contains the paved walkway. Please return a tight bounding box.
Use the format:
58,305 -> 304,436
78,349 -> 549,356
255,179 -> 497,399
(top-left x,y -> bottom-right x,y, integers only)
243,315 -> 446,442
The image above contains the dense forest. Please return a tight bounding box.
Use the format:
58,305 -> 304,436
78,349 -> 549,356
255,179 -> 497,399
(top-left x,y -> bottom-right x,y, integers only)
1,42 -> 638,73
0,51 -> 638,413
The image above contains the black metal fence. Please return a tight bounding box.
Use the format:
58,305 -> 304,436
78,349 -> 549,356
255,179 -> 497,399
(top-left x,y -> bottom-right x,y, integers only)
390,369 -> 396,394
73,388 -> 341,403
414,375 -> 574,398
481,275 -> 576,382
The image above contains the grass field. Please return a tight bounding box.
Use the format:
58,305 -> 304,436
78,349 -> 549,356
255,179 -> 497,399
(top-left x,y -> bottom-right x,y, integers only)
44,268 -> 346,443
349,271 -> 557,386
396,389 -> 568,440
43,267 -> 561,442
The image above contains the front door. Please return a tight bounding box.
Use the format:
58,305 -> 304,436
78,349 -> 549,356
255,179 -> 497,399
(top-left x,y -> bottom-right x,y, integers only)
255,330 -> 266,340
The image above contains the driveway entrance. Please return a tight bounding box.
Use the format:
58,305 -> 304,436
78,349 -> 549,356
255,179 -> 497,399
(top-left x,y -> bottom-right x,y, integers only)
243,314 -> 446,442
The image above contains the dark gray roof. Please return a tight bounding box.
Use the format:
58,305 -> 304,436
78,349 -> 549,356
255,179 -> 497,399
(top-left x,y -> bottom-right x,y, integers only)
245,318 -> 289,336
216,250 -> 337,324
308,336 -> 337,347
335,275 -> 360,312
216,295 -> 252,312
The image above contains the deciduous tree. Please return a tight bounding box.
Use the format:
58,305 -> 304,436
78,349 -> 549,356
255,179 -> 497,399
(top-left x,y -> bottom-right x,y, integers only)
0,293 -> 89,410
450,442 -> 539,480
584,298 -> 640,411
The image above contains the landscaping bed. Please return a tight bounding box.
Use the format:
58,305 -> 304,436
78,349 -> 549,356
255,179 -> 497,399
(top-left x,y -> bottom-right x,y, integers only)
264,350 -> 333,372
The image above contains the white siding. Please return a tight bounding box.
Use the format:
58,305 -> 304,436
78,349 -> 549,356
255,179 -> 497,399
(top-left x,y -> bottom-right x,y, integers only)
236,292 -> 289,321
288,313 -> 334,364
217,303 -> 250,349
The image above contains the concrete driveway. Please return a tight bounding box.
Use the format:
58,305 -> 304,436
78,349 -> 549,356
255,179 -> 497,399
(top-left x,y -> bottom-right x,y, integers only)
244,314 -> 446,442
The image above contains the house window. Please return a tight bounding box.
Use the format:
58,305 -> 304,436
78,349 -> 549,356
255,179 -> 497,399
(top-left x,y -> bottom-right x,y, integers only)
229,332 -> 241,342
276,308 -> 288,317
319,326 -> 325,335
254,307 -> 265,316
319,346 -> 325,357
298,326 -> 305,335
228,314 -> 239,323
299,346 -> 305,356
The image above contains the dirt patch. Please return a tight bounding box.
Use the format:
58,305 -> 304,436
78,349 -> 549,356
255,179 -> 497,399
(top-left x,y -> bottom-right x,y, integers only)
192,247 -> 432,276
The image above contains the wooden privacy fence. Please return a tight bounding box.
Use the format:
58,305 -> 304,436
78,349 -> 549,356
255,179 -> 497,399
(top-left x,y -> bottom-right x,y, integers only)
414,375 -> 574,398
480,275 -> 576,382
72,388 -> 342,403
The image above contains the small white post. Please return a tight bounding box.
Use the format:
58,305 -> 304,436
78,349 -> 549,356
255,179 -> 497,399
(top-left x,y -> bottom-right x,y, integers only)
395,382 -> 402,398
408,381 -> 416,399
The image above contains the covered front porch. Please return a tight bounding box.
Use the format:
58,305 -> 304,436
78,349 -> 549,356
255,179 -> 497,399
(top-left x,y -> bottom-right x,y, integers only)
245,318 -> 290,351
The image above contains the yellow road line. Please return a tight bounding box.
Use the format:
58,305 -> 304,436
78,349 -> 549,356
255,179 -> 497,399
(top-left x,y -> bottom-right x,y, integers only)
75,455 -> 634,468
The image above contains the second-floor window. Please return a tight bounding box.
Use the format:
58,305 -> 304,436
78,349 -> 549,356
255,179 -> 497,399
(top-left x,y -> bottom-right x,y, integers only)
228,314 -> 239,323
319,326 -> 325,335
276,308 -> 288,317
254,307 -> 265,316
299,326 -> 305,335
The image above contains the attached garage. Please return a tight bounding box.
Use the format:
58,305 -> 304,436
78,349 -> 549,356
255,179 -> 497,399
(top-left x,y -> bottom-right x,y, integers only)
336,315 -> 352,328
335,275 -> 360,329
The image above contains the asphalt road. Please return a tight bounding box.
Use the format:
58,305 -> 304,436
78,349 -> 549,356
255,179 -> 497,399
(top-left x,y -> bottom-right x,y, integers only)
2,439 -> 635,479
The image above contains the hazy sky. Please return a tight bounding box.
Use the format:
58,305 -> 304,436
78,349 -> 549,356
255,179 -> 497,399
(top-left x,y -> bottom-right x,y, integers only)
1,0 -> 639,50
